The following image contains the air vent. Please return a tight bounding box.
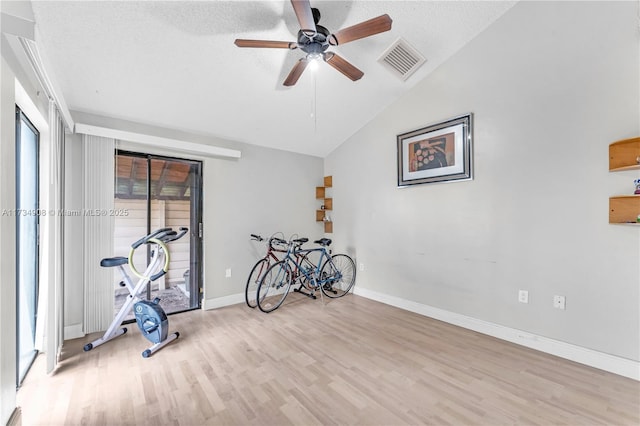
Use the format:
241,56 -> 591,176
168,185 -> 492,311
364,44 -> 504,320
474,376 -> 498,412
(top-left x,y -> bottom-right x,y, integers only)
378,38 -> 426,81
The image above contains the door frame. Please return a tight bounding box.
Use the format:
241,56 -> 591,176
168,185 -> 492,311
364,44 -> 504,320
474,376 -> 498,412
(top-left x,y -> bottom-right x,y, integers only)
115,150 -> 203,312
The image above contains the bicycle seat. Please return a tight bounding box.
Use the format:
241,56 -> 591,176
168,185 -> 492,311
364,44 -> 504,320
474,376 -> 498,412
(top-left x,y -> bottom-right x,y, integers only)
314,238 -> 332,247
100,256 -> 128,267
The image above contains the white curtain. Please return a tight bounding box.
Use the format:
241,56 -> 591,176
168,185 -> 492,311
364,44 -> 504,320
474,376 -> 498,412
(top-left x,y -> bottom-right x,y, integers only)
82,135 -> 115,334
48,100 -> 64,373
33,100 -> 65,373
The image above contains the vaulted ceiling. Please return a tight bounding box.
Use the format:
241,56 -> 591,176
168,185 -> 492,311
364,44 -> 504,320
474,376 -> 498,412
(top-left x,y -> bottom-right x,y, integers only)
31,1 -> 516,157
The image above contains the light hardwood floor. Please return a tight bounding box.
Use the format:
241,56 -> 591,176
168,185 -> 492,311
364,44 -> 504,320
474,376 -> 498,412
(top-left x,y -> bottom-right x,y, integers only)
17,294 -> 640,425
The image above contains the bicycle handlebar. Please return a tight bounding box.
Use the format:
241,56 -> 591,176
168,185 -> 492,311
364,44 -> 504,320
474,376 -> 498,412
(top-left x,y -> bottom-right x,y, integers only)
251,233 -> 310,251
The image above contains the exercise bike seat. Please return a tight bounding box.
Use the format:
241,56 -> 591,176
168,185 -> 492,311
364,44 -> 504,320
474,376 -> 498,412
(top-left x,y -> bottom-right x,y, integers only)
100,256 -> 128,268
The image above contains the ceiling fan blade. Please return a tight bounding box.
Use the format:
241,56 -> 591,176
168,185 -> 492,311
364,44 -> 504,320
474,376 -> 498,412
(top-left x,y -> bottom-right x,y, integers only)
234,39 -> 297,49
329,14 -> 392,46
324,52 -> 364,81
290,0 -> 316,35
283,58 -> 309,86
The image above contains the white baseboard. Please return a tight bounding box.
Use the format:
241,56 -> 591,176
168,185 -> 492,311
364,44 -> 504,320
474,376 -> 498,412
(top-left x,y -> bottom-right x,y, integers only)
354,287 -> 640,381
64,323 -> 84,340
202,293 -> 244,310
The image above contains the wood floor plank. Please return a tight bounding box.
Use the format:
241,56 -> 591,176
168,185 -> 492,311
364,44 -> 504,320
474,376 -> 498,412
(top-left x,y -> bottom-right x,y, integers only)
17,294 -> 640,425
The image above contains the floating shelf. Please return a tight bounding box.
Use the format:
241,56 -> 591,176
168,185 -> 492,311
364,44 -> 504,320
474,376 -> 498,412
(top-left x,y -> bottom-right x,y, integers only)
324,222 -> 333,233
316,176 -> 333,233
609,137 -> 640,171
608,137 -> 640,224
609,195 -> 640,224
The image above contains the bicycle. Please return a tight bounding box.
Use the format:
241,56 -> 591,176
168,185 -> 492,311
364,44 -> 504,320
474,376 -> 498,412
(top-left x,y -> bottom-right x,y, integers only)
245,233 -> 287,308
256,237 -> 356,313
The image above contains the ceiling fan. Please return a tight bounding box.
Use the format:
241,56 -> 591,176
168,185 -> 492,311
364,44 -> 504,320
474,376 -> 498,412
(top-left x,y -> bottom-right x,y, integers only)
234,0 -> 392,86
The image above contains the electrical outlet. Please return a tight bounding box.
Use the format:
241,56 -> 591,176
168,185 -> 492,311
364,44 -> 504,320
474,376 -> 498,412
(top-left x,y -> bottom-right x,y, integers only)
518,290 -> 529,304
553,295 -> 566,310
359,263 -> 365,271
225,268 -> 232,278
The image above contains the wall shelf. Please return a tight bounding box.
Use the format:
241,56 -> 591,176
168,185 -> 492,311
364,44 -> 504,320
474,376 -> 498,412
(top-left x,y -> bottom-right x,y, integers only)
316,175 -> 333,233
609,137 -> 640,224
609,137 -> 640,171
609,195 -> 640,224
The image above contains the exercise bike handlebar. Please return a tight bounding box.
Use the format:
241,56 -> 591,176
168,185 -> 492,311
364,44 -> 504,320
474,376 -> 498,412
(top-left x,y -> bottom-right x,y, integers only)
131,227 -> 189,249
161,227 -> 188,243
129,227 -> 189,281
131,227 -> 171,249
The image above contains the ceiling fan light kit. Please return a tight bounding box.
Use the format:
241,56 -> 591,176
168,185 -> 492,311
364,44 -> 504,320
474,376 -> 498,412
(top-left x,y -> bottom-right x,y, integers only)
234,0 -> 393,86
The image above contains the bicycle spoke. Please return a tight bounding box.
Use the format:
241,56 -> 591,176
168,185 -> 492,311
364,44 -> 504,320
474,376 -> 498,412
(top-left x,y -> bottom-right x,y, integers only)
257,261 -> 293,312
320,254 -> 356,298
245,258 -> 269,308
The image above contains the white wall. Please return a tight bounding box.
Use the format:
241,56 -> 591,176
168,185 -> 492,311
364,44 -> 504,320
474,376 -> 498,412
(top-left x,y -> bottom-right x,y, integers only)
0,52 -> 19,426
325,1 -> 640,363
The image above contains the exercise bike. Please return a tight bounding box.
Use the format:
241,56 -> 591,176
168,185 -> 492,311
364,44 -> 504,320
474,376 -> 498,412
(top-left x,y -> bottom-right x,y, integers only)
83,227 -> 188,358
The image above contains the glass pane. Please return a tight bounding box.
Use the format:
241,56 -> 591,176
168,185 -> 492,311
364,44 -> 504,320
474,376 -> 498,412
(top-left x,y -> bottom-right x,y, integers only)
113,153 -> 201,320
113,154 -> 149,320
16,113 -> 39,386
149,159 -> 192,315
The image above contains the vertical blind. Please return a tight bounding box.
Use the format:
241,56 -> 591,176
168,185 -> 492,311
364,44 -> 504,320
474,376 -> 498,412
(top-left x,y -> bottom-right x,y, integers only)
82,135 -> 115,334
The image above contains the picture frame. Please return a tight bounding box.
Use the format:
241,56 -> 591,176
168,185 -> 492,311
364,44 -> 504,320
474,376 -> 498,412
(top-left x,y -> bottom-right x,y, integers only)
397,113 -> 473,187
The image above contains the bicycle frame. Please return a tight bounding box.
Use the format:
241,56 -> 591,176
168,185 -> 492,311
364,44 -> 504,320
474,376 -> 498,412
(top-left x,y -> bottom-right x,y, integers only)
287,245 -> 341,299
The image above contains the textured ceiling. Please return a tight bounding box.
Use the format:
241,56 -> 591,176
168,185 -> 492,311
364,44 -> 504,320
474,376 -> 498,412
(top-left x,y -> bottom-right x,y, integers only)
31,1 -> 516,157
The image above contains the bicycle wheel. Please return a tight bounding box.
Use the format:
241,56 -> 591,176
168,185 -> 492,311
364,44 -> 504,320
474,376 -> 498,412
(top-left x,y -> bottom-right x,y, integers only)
319,254 -> 356,298
257,261 -> 293,313
245,258 -> 269,308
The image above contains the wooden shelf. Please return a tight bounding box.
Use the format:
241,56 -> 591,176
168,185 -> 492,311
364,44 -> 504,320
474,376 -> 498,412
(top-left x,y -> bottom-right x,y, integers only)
609,195 -> 640,224
316,176 -> 333,233
609,137 -> 640,171
608,137 -> 640,224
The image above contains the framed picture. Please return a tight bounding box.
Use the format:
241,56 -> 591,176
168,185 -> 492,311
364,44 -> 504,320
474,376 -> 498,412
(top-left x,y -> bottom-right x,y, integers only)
397,114 -> 473,187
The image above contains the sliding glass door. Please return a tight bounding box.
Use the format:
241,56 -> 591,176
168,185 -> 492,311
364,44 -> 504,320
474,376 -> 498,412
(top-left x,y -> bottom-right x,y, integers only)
114,151 -> 202,320
16,108 -> 39,386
